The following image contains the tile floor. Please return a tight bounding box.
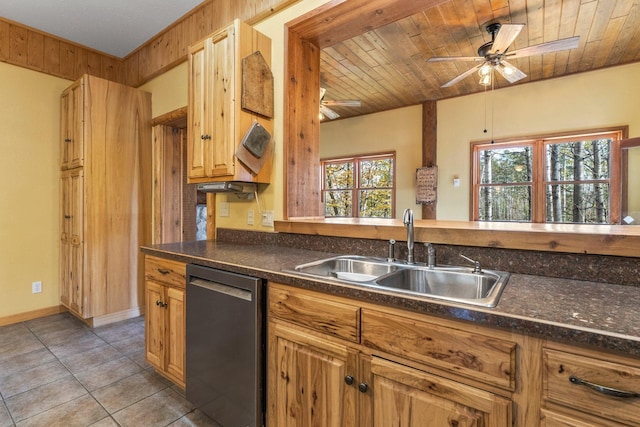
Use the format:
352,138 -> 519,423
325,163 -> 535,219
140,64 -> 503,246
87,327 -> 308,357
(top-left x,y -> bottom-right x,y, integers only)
0,312 -> 219,427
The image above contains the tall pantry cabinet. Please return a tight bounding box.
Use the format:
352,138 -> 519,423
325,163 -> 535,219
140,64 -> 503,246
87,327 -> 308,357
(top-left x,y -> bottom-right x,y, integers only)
59,74 -> 152,327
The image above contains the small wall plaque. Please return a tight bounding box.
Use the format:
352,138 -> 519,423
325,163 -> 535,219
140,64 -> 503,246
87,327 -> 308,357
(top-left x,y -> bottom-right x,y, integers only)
416,166 -> 438,204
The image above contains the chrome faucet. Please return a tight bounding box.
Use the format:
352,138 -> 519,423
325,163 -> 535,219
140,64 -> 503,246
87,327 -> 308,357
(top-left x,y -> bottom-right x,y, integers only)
403,208 -> 415,264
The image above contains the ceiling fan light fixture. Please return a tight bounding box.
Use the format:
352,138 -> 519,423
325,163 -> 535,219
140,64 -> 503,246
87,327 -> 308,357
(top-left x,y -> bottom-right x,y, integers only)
479,63 -> 492,76
479,73 -> 492,86
500,63 -> 514,75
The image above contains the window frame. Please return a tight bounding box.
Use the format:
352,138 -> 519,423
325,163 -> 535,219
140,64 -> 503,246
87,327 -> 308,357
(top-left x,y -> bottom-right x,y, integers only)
321,151 -> 396,219
471,127 -> 626,223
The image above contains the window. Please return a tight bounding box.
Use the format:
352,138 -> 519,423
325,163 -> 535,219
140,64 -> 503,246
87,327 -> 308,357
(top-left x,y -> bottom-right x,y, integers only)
472,129 -> 624,224
322,153 -> 395,218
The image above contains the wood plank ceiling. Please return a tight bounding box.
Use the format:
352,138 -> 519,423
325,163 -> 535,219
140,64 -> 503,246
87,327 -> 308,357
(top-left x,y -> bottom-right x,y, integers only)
320,0 -> 640,120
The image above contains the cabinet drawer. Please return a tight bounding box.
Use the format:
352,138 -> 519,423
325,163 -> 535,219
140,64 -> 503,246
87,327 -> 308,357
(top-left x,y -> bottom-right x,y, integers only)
543,348 -> 640,426
145,255 -> 186,288
268,285 -> 360,343
362,309 -> 516,390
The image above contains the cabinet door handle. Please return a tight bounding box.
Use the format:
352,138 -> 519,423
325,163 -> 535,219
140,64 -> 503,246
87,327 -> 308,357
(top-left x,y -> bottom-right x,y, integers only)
64,215 -> 72,219
65,138 -> 72,143
344,375 -> 354,386
569,375 -> 640,398
157,268 -> 170,275
156,300 -> 162,306
358,382 -> 369,393
200,134 -> 211,140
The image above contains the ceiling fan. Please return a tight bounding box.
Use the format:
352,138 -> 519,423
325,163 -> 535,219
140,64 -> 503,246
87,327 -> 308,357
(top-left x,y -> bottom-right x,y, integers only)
428,23 -> 580,88
319,87 -> 362,120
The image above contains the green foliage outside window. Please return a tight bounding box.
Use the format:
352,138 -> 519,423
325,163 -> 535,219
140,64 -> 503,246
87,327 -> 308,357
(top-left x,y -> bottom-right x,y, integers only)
323,155 -> 394,218
476,136 -> 614,224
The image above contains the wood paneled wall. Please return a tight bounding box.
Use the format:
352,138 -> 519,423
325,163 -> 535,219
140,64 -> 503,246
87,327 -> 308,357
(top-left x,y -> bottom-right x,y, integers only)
0,17 -> 124,82
1,0 -> 299,86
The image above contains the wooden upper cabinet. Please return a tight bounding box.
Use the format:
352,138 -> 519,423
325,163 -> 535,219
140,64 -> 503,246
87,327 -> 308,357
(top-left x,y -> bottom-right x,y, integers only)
186,19 -> 273,184
60,79 -> 84,170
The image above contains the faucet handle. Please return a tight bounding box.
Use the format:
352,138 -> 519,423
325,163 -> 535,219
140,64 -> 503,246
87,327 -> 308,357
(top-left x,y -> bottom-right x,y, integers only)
387,239 -> 396,262
425,243 -> 436,268
460,254 -> 482,274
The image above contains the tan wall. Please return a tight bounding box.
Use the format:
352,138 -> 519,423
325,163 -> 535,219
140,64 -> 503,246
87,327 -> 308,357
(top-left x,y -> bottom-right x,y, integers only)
320,105 -> 423,218
437,61 -> 640,220
138,62 -> 188,118
0,62 -> 72,318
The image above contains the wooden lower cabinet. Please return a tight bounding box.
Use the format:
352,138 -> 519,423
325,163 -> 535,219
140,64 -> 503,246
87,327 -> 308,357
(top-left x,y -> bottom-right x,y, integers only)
542,343 -> 640,426
267,282 -> 514,426
371,357 -> 511,426
269,322 -> 359,426
144,256 -> 186,388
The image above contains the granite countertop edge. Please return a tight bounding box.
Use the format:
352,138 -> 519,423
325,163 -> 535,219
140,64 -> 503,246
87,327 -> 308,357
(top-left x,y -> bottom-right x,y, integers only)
141,240 -> 640,357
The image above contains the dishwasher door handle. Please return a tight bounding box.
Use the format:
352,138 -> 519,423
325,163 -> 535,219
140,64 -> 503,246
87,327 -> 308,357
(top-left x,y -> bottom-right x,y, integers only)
189,278 -> 253,301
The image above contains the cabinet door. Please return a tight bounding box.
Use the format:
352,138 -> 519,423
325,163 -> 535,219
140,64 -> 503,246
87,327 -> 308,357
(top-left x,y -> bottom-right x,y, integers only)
207,24 -> 235,178
187,39 -> 209,179
68,169 -> 84,316
370,357 -> 511,427
165,286 -> 185,384
60,169 -> 84,316
59,172 -> 71,307
60,80 -> 84,169
145,281 -> 165,370
268,322 -> 358,427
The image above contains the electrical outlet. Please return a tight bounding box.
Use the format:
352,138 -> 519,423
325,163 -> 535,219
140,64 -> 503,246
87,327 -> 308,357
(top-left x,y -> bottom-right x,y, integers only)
261,211 -> 274,227
32,281 -> 42,294
247,209 -> 254,225
219,202 -> 230,217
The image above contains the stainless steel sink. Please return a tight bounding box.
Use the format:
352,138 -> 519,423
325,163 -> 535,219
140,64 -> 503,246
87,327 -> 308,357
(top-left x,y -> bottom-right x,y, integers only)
294,255 -> 403,282
374,267 -> 509,307
291,255 -> 510,307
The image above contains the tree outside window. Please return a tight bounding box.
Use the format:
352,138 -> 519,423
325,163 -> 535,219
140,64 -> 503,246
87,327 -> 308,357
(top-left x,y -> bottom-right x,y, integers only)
322,153 -> 395,218
472,129 -> 623,224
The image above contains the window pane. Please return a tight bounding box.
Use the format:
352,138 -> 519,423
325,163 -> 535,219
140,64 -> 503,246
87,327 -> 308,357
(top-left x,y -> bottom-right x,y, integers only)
359,189 -> 392,218
479,147 -> 532,184
545,183 -> 609,223
360,158 -> 393,188
545,139 -> 611,182
478,185 -> 532,221
324,162 -> 353,189
324,190 -> 352,217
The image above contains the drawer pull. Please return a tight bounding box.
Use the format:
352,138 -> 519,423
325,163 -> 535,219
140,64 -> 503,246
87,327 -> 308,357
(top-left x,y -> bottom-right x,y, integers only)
570,375 -> 640,398
157,268 -> 171,275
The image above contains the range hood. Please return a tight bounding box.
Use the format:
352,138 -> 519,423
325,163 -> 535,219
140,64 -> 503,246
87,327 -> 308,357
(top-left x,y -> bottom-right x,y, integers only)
196,182 -> 257,194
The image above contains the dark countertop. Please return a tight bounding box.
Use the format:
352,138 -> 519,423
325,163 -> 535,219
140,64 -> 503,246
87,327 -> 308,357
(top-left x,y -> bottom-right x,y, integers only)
141,240 -> 640,357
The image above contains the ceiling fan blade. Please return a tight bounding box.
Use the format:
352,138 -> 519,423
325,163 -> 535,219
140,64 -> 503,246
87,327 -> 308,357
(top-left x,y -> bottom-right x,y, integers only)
428,56 -> 483,62
489,24 -> 525,54
507,36 -> 580,58
441,63 -> 483,88
320,105 -> 340,120
495,60 -> 527,83
323,100 -> 362,107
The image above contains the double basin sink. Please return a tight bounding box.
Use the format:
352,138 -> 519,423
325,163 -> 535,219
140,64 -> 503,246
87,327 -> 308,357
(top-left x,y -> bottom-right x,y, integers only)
291,255 -> 510,307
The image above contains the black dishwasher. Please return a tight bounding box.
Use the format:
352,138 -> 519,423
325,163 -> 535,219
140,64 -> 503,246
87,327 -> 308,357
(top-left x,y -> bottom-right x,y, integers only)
186,264 -> 265,427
